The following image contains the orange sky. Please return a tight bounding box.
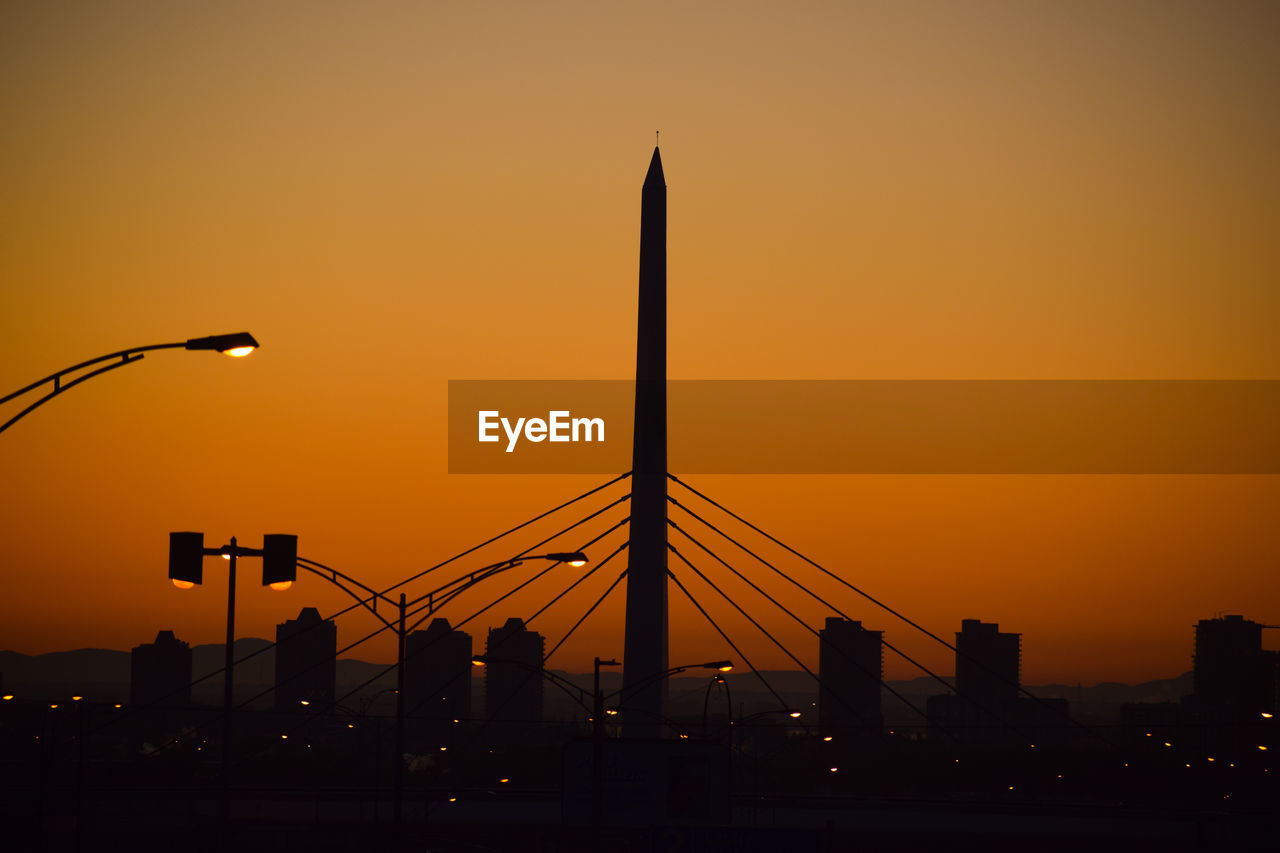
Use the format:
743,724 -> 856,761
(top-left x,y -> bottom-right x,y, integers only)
2,1 -> 1277,686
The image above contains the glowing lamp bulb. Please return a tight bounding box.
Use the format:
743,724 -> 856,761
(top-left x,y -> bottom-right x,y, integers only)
717,665 -> 733,673
223,346 -> 255,358
221,553 -> 231,560
568,559 -> 588,567
789,711 -> 802,718
269,580 -> 293,591
172,579 -> 196,590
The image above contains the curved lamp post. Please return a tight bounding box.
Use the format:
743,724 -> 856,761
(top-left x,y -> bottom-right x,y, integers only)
1,332 -> 259,435
292,550 -> 589,845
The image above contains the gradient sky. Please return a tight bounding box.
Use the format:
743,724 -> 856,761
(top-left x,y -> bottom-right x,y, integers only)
2,1 -> 1277,686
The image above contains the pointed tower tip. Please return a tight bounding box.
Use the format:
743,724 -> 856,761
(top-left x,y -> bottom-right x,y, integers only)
644,146 -> 664,187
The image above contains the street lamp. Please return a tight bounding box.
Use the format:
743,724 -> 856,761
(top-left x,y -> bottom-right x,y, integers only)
290,549 -> 590,845
1,332 -> 260,435
167,530 -> 297,822
606,661 -> 734,726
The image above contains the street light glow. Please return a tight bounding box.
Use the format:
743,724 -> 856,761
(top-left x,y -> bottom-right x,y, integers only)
268,580 -> 293,591
184,332 -> 260,356
171,579 -> 196,590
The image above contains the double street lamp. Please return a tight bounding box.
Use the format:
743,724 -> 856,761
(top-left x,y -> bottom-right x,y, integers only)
168,530 -> 298,822
1,332 -> 260,435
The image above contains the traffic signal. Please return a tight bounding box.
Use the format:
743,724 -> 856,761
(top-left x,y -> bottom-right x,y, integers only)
168,531 -> 204,586
261,533 -> 297,586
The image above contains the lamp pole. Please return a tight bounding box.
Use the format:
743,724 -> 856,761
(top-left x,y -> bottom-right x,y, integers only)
1,332 -> 259,435
221,538 -> 238,824
168,531 -> 298,824
592,656 -> 620,853
394,592 -> 406,848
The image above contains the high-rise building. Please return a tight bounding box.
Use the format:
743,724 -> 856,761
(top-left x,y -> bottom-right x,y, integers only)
927,619 -> 1024,744
1192,614 -> 1273,721
274,606 -> 337,713
405,618 -> 472,724
130,630 -> 192,708
955,618 -> 1021,710
484,617 -> 544,725
818,617 -> 883,737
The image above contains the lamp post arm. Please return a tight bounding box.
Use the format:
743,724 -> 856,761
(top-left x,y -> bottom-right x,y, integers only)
3,333 -> 256,436
403,559 -> 537,634
295,559 -> 399,632
1,342 -> 186,408
476,655 -> 593,717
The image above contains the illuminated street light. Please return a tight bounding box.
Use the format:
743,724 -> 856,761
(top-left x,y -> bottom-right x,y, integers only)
166,531 -> 296,823
1,332 -> 260,435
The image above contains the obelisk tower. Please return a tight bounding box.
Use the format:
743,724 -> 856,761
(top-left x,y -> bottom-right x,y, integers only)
621,147 -> 668,738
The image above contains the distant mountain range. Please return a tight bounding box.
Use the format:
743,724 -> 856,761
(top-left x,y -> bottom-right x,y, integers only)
2,643 -> 1193,723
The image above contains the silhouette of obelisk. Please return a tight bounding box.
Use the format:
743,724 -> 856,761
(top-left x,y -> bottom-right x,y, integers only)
621,146 -> 668,738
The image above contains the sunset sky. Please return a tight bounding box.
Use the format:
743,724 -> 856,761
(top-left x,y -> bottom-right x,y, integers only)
2,1 -> 1277,686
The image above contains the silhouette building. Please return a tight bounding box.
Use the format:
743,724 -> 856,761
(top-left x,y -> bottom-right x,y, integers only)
405,618 -> 472,749
1191,614 -> 1277,722
130,629 -> 192,708
956,618 -> 1021,709
927,619 -> 1023,744
274,606 -> 337,713
484,617 -> 544,726
818,617 -> 883,738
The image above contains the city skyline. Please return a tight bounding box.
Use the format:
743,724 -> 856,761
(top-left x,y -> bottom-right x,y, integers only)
3,1 -> 1279,687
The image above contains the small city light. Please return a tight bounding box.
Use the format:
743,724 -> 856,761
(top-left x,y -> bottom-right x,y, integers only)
605,708 -> 618,716
829,767 -> 838,773
299,700 -> 310,706
347,723 -> 355,729
269,581 -> 293,591
498,778 -> 509,784
2,694 -> 14,701
448,797 -> 457,803
113,703 -> 122,709
1259,745 -> 1269,751
471,657 -> 486,667
49,704 -> 58,709
822,736 -> 833,742
280,734 -> 288,740
679,733 -> 689,740
71,696 -> 83,702
439,746 -> 447,752
1208,757 -> 1216,762
789,711 -> 802,718
1163,742 -> 1172,747
171,579 -> 196,590
1263,712 -> 1274,719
